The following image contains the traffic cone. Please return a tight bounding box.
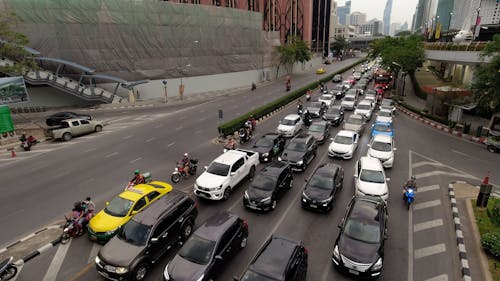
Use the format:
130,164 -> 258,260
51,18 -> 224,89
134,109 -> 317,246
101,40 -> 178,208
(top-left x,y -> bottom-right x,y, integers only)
11,149 -> 16,158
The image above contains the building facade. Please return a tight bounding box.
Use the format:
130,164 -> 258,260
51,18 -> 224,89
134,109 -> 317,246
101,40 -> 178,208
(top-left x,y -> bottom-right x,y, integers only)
348,11 -> 367,26
332,25 -> 356,39
336,0 -> 352,25
383,0 -> 393,35
359,19 -> 384,35
312,0 -> 332,56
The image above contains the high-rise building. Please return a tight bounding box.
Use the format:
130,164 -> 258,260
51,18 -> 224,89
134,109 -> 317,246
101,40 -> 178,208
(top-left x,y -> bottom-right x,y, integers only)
359,19 -> 384,35
390,22 -> 402,36
312,0 -> 333,56
435,0 -> 454,34
348,11 -> 367,26
336,1 -> 352,25
383,0 -> 393,35
413,0 -> 426,33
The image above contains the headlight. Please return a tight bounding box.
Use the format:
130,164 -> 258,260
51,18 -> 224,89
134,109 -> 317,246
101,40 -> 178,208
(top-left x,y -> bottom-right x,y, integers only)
334,117 -> 339,120
163,264 -> 170,280
115,267 -> 128,274
333,245 -> 340,260
302,192 -> 310,200
95,256 -> 101,264
244,191 -> 249,199
196,274 -> 205,281
105,228 -> 118,235
278,157 -> 282,161
262,152 -> 269,157
261,197 -> 271,203
216,185 -> 223,190
297,160 -> 304,165
372,257 -> 383,271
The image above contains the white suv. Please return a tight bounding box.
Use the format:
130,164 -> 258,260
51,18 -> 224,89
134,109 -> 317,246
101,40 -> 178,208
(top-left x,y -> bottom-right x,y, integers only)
354,100 -> 374,120
354,156 -> 389,200
318,94 -> 335,108
341,94 -> 357,110
367,135 -> 396,168
276,114 -> 303,137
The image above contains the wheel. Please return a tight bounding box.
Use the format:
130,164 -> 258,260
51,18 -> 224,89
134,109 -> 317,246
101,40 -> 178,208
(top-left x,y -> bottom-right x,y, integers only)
62,132 -> 72,141
271,199 -> 277,210
487,145 -> 496,153
60,234 -> 70,244
288,178 -> 293,190
133,263 -> 148,281
248,166 -> 255,179
171,173 -> 181,183
181,221 -> 194,241
407,201 -> 411,210
94,125 -> 103,132
2,266 -> 17,280
240,236 -> 248,249
222,188 -> 231,200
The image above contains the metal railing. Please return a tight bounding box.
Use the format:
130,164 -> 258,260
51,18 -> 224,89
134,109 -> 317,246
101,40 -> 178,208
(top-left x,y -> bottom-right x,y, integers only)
424,41 -> 486,52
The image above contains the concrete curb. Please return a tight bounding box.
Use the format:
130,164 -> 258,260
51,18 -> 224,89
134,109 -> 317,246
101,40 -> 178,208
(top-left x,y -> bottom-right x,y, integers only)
397,106 -> 487,145
448,182 -> 472,281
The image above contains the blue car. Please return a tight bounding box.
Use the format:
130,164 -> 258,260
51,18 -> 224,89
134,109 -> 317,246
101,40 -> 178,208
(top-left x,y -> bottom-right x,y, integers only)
371,121 -> 394,137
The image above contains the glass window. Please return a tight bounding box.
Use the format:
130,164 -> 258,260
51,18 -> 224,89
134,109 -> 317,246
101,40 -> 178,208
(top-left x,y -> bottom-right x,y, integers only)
80,120 -> 90,125
146,191 -> 161,202
255,138 -> 273,148
287,142 -> 306,152
308,174 -> 334,190
152,216 -> 172,238
309,124 -> 324,133
344,219 -> 380,243
133,197 -> 147,212
360,169 -> 385,183
179,234 -> 216,265
207,162 -> 230,176
117,220 -> 151,246
71,121 -> 79,126
372,141 -> 392,152
334,135 -> 353,145
240,271 -> 275,281
231,158 -> 244,172
104,196 -> 134,217
251,175 -> 276,191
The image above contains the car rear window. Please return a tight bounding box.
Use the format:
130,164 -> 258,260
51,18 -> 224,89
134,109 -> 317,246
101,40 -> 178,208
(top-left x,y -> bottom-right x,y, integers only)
344,219 -> 380,243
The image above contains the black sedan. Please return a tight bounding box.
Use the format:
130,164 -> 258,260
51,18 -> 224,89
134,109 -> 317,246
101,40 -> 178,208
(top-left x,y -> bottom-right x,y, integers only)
278,134 -> 317,172
301,163 -> 343,212
252,133 -> 286,162
46,112 -> 91,127
306,102 -> 325,118
243,162 -> 293,212
322,105 -> 344,126
331,84 -> 346,99
332,195 -> 388,278
307,121 -> 330,144
332,74 -> 343,83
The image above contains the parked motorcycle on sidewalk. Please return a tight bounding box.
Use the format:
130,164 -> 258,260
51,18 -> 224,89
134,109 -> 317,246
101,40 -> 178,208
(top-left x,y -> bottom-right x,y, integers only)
171,159 -> 198,183
0,257 -> 17,281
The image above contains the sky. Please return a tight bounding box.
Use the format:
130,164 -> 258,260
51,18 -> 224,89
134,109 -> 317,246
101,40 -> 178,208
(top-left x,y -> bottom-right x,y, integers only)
338,0 -> 418,25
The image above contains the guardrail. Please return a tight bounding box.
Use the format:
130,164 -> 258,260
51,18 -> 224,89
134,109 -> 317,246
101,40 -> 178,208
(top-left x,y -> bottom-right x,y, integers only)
424,42 -> 486,52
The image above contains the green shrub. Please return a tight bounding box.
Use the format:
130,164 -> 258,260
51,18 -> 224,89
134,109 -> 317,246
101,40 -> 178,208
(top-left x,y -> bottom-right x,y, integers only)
487,198 -> 500,226
217,58 -> 367,136
481,232 -> 500,259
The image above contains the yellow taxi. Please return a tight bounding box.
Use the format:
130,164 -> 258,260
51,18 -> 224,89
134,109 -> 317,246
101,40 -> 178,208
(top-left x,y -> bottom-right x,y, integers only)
88,181 -> 173,243
316,68 -> 326,74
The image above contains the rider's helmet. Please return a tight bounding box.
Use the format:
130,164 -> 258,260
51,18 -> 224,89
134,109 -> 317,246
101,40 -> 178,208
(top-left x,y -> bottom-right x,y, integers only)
411,176 -> 416,181
184,153 -> 189,157
134,169 -> 140,175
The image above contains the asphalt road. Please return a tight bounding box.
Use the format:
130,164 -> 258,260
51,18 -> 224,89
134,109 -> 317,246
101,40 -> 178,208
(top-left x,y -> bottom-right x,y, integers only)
2,58 -> 499,281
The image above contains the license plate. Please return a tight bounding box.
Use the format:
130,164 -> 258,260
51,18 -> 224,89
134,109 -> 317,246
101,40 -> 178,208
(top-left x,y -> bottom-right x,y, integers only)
310,204 -> 317,208
348,269 -> 359,275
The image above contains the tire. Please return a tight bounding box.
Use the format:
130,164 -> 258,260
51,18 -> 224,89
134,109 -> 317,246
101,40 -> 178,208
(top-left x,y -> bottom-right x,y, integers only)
171,173 -> 181,183
60,233 -> 70,244
288,178 -> 293,190
133,262 -> 148,281
222,188 -> 231,201
2,266 -> 17,280
181,221 -> 194,241
62,132 -> 72,141
94,125 -> 103,132
487,145 -> 496,153
248,166 -> 255,179
240,236 -> 248,249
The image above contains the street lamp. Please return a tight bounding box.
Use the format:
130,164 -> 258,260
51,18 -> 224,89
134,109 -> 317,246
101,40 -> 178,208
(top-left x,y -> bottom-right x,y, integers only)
162,80 -> 168,104
474,5 -> 482,41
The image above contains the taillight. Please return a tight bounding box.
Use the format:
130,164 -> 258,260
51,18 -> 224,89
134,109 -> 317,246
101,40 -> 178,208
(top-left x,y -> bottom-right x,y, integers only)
194,201 -> 198,209
303,247 -> 309,255
242,220 -> 248,229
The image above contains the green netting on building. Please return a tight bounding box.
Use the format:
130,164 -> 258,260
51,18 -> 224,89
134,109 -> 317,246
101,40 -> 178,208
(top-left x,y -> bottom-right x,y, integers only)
2,0 -> 268,80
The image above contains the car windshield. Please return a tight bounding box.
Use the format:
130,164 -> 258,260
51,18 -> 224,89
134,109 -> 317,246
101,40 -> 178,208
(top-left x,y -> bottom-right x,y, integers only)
372,141 -> 392,152
117,220 -> 151,246
309,102 -> 322,109
309,124 -> 325,133
357,104 -> 371,110
347,117 -> 362,125
287,142 -> 307,152
327,108 -> 340,115
178,234 -> 216,265
381,100 -> 393,106
207,162 -> 230,176
251,175 -> 276,191
281,118 -> 296,126
344,219 -> 380,243
256,138 -> 273,148
334,85 -> 343,91
309,174 -> 334,190
379,111 -> 392,117
344,97 -> 354,102
320,95 -> 333,100
241,271 -> 276,281
104,196 -> 134,217
360,169 -> 385,183
374,124 -> 391,132
334,135 -> 353,145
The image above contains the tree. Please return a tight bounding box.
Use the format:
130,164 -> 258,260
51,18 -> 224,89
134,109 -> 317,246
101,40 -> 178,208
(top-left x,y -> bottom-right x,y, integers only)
0,11 -> 37,74
471,34 -> 500,114
330,36 -> 348,54
370,35 -> 425,75
276,37 -> 312,74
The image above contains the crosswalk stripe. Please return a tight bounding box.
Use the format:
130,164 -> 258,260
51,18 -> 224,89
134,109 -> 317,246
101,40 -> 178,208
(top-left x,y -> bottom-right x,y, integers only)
413,200 -> 441,211
412,161 -> 445,169
413,171 -> 477,180
88,243 -> 101,263
418,185 -> 440,193
414,243 -> 446,259
43,239 -> 72,281
424,274 -> 448,281
414,219 -> 444,232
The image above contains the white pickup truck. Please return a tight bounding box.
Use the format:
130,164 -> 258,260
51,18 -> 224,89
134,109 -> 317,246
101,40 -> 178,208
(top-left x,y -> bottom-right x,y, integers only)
48,118 -> 103,141
194,149 -> 260,200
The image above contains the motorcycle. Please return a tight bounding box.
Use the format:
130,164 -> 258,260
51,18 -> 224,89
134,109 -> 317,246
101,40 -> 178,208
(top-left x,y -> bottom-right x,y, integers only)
171,159 -> 198,183
124,172 -> 152,190
251,83 -> 256,91
403,187 -> 415,210
0,257 -> 17,281
239,128 -> 252,144
21,141 -> 31,151
61,216 -> 80,244
297,105 -> 303,115
486,136 -> 500,153
303,115 -> 312,127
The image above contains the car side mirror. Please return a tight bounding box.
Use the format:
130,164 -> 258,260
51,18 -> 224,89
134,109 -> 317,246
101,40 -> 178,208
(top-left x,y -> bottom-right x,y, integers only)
384,234 -> 389,240
105,201 -> 109,206
367,144 -> 371,147
279,120 -> 282,124
151,237 -> 159,243
215,255 -> 223,261
393,148 -> 397,151
353,174 -> 358,178
233,277 -> 239,281
204,166 -> 208,170
131,210 -> 138,215
230,172 -> 236,176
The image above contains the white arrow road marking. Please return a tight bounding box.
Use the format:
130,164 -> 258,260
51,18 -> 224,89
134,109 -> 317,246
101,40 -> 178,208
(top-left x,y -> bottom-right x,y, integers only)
43,239 -> 72,281
168,142 -> 175,147
145,137 -> 155,143
412,161 -> 446,169
130,157 -> 142,163
123,135 -> 133,140
105,152 -> 118,158
413,171 -> 477,180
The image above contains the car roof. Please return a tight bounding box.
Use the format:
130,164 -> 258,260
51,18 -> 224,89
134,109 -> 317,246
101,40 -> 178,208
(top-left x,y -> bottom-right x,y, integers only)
315,163 -> 341,177
348,114 -> 363,120
291,133 -> 310,142
284,114 -> 300,120
249,236 -> 301,280
329,105 -> 342,110
120,181 -> 172,201
349,196 -> 384,222
213,150 -> 248,165
372,134 -> 393,143
337,130 -> 356,137
311,121 -> 328,126
320,94 -> 333,97
132,190 -> 189,226
261,161 -> 289,176
360,156 -> 383,171
195,211 -> 239,241
358,100 -> 372,105
374,121 -> 392,126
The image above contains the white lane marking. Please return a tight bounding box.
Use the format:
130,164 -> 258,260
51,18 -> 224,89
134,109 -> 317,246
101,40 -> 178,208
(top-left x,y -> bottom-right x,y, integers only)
412,161 -> 446,169
130,157 -> 142,163
414,219 -> 444,232
42,239 -> 72,281
195,130 -> 203,134
145,137 -> 155,143
199,117 -> 207,121
105,152 -> 118,158
84,148 -> 97,153
168,142 -> 175,147
180,116 -> 187,120
418,185 -> 440,193
414,243 -> 446,259
413,171 -> 477,180
107,116 -> 130,123
123,135 -> 133,140
154,124 -> 163,128
451,149 -> 470,157
9,263 -> 23,281
88,243 -> 102,263
175,126 -> 183,131
408,150 -> 413,281
413,200 -> 441,211
423,274 -> 448,281
199,109 -> 206,113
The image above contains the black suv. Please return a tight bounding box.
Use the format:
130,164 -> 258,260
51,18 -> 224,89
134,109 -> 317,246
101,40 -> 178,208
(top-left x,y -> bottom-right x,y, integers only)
252,133 -> 286,163
332,195 -> 388,278
96,190 -> 197,281
243,161 -> 293,212
235,235 -> 308,281
164,211 -> 248,281
322,105 -> 344,126
46,111 -> 91,127
301,163 -> 344,212
278,134 -> 317,172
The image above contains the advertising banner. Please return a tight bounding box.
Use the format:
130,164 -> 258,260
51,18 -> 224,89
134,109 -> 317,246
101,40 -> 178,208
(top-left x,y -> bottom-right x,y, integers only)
0,76 -> 29,105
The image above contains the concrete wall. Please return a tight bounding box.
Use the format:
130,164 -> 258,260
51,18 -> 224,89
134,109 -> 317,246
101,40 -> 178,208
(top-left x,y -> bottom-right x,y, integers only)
7,86 -> 96,108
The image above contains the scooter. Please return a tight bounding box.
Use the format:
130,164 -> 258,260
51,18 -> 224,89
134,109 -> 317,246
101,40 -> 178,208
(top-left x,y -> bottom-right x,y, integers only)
61,216 -> 80,244
239,128 -> 252,144
124,172 -> 152,190
403,187 -> 415,210
171,159 -> 198,183
303,115 -> 312,128
297,105 -> 303,115
21,141 -> 31,151
0,257 -> 17,281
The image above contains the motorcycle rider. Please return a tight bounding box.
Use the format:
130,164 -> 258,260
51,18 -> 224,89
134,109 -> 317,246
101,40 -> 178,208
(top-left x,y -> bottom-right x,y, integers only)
303,110 -> 312,127
404,176 -> 418,191
247,115 -> 257,131
19,133 -> 27,143
82,196 -> 95,221
69,202 -> 84,235
181,153 -> 191,175
224,137 -> 237,150
130,169 -> 146,186
297,99 -> 304,114
27,135 -> 37,145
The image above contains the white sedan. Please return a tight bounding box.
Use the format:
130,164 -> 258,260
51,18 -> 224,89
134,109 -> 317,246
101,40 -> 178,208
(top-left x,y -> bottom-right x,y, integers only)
276,114 -> 303,137
354,100 -> 374,120
318,94 -> 335,108
375,109 -> 394,124
328,130 -> 359,159
367,134 -> 396,168
354,156 -> 389,200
